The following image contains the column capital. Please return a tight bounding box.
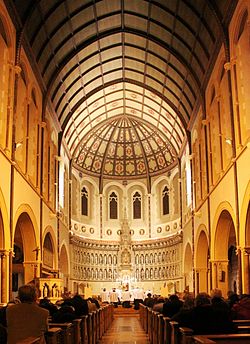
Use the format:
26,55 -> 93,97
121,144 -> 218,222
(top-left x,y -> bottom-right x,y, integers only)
242,246 -> 250,255
0,250 -> 8,258
224,58 -> 237,71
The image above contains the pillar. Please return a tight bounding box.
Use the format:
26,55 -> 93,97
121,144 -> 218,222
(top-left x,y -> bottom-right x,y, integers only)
242,247 -> 250,294
0,250 -> 8,304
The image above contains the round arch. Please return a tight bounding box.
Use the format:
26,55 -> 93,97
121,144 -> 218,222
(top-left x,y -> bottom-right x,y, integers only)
12,210 -> 38,294
0,7 -> 13,49
212,203 -> 237,296
239,180 -> 250,293
59,243 -> 70,293
183,242 -> 193,293
195,227 -> 209,293
0,187 -> 10,249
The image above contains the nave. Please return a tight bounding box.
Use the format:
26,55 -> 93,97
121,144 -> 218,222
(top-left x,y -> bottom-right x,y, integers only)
100,308 -> 149,344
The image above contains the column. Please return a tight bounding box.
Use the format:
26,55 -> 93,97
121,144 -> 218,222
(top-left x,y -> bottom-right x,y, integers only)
242,247 -> 250,294
194,267 -> 209,294
0,250 -> 8,303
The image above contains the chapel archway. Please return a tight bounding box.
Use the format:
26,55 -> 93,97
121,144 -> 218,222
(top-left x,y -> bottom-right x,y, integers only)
244,202 -> 250,293
213,209 -> 237,296
59,244 -> 69,294
12,212 -> 37,296
0,209 -> 6,302
183,243 -> 193,293
195,230 -> 209,293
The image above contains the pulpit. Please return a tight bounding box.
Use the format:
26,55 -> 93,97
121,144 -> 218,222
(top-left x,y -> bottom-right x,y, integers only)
35,277 -> 63,302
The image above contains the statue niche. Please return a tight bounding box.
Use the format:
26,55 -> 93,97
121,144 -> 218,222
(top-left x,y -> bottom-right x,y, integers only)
121,249 -> 131,265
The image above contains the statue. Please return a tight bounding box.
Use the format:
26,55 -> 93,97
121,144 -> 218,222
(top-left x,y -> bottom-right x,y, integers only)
122,250 -> 131,264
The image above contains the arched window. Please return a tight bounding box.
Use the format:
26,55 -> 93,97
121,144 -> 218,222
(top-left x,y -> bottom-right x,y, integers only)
0,17 -> 8,45
162,186 -> 170,215
109,192 -> 118,219
81,187 -> 88,216
133,191 -> 141,219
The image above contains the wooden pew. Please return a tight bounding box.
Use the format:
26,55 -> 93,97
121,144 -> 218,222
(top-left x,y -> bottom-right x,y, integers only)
170,321 -> 193,344
233,320 -> 250,326
79,315 -> 88,344
147,308 -> 153,343
49,322 -> 74,344
92,311 -> 97,344
172,322 -> 250,344
45,327 -> 62,344
157,313 -> 164,344
87,313 -> 93,344
152,311 -> 159,344
163,316 -> 171,344
193,333 -> 250,343
17,337 -> 41,344
72,318 -> 82,344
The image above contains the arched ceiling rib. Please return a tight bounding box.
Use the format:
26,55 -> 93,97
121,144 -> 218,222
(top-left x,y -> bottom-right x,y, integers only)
10,0 -> 237,181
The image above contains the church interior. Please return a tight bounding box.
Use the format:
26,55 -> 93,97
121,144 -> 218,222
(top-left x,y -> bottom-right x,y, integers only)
0,0 -> 250,305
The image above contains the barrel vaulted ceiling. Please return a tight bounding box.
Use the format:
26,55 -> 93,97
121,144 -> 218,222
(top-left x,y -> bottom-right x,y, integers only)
9,0 -> 237,183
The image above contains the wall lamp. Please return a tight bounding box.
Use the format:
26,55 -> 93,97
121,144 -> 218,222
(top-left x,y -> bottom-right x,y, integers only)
14,141 -> 23,150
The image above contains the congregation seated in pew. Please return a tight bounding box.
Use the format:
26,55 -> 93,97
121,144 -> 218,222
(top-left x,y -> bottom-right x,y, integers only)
171,292 -> 235,334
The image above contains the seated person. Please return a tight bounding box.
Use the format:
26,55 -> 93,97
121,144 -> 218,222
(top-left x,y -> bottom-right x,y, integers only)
152,297 -> 165,313
52,305 -> 77,323
163,294 -> 183,317
6,284 -> 49,344
172,292 -> 235,334
71,294 -> 89,316
39,297 -> 58,316
144,293 -> 155,308
231,294 -> 250,319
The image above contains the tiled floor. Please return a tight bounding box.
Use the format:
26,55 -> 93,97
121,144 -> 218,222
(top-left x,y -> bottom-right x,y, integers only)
99,315 -> 150,344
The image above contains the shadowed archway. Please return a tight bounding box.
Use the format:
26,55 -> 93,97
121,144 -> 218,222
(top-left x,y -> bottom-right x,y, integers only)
13,212 -> 37,296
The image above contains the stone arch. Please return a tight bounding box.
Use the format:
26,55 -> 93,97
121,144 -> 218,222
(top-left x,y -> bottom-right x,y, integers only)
183,242 -> 193,293
213,205 -> 237,296
0,11 -> 12,48
12,210 -> 38,295
0,187 -> 10,249
240,180 -> 250,293
195,228 -> 209,293
59,243 -> 70,293
243,202 -> 250,293
231,5 -> 249,46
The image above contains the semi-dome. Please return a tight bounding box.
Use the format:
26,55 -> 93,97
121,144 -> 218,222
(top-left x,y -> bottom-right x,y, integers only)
70,82 -> 186,179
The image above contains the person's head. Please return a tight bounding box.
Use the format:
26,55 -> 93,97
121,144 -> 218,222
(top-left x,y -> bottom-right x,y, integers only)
195,293 -> 211,307
182,294 -> 194,309
210,288 -> 222,299
103,288 -> 106,292
169,294 -> 179,302
147,293 -> 152,298
18,284 -> 38,303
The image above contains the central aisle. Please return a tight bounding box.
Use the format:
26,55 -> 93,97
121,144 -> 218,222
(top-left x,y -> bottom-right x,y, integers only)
99,307 -> 150,344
